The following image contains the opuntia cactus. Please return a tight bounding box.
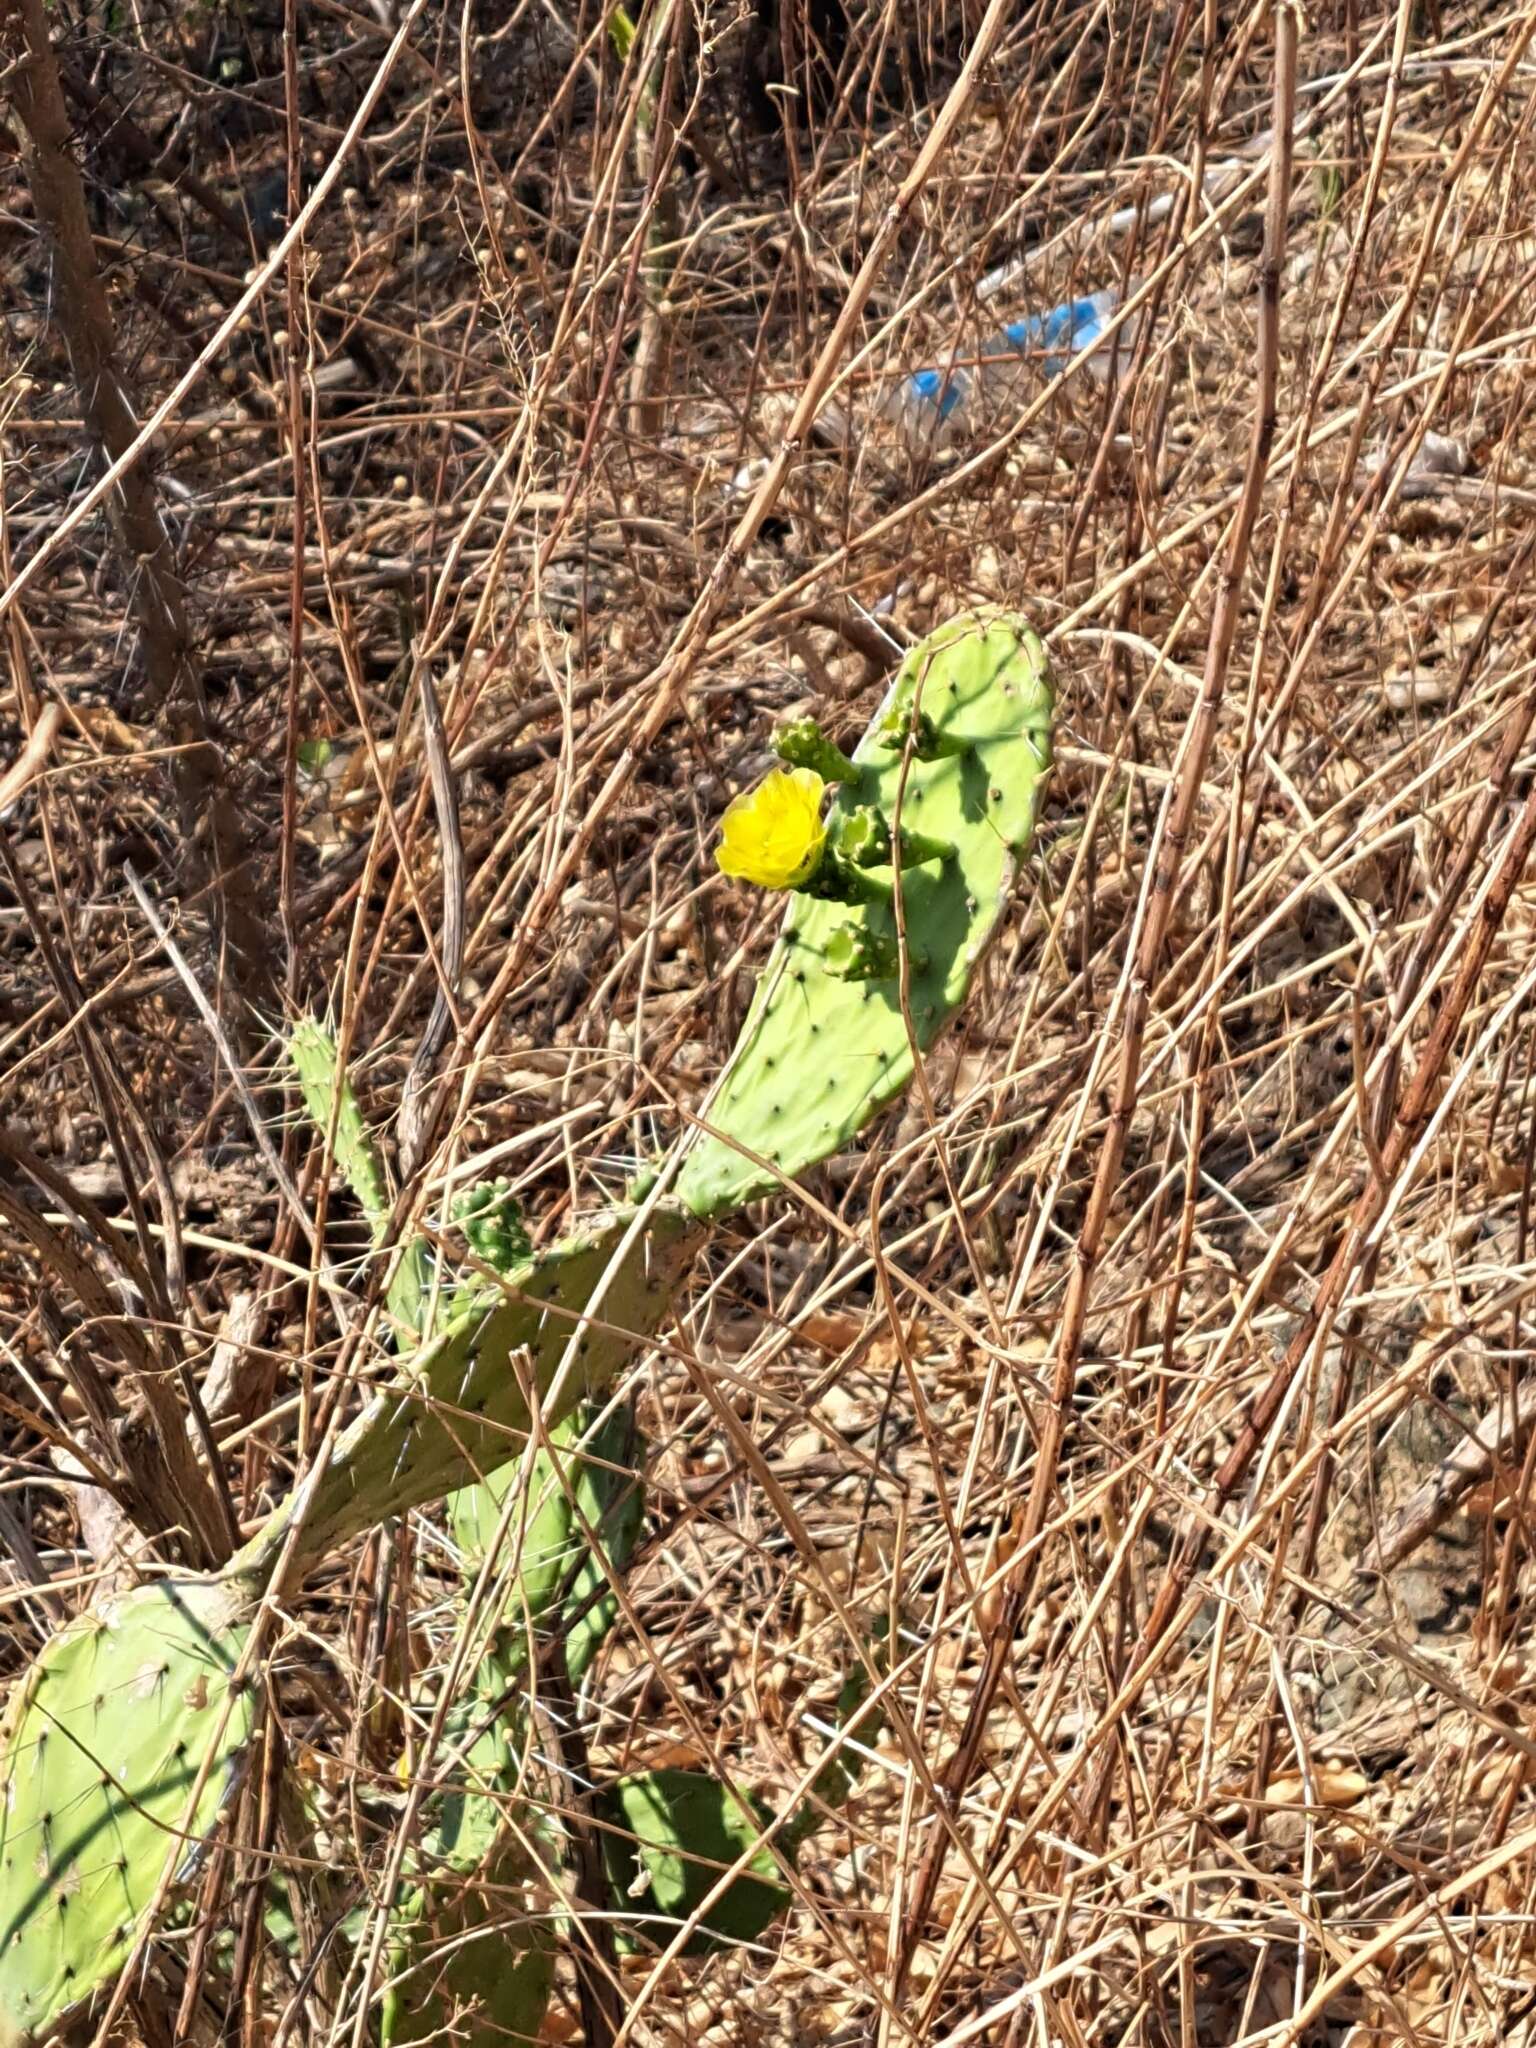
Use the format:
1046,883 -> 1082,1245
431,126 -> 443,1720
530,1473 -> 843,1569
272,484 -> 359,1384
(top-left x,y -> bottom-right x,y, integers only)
381,1642 -> 556,2046
678,612 -> 1052,1216
383,1404 -> 643,2041
452,1177 -> 532,1278
599,1631 -> 886,1954
0,610 -> 1053,2038
290,1019 -> 428,1336
0,1206 -> 691,2040
290,1018 -> 392,1228
449,1401 -> 645,1683
259,1202 -> 697,1574
600,1770 -> 787,1955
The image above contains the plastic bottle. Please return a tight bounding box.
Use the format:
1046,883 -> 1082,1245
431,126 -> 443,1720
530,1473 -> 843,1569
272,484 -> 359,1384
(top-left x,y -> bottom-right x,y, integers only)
885,286 -> 1134,450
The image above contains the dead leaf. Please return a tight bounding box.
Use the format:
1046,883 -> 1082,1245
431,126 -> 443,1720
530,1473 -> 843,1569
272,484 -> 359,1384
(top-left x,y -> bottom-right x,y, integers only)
1264,1765 -> 1369,1808
73,703 -> 144,752
800,1312 -> 865,1355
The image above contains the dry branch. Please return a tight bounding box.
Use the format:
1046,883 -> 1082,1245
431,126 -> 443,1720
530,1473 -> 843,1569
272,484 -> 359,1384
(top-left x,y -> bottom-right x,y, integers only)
1,0 -> 268,1015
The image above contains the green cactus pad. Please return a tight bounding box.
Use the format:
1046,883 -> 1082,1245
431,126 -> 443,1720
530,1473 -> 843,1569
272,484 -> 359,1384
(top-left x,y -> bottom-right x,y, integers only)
382,1647 -> 555,2046
255,1204 -> 697,1572
449,1402 -> 645,1683
290,1019 -> 391,1229
678,613 -> 1053,1216
601,1769 -> 789,1955
0,1578 -> 256,2038
290,1019 -> 427,1335
600,1629 -> 888,1956
382,1924 -> 551,2048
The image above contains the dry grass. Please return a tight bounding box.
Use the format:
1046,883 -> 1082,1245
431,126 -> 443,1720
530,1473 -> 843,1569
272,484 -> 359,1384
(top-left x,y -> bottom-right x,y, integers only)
6,0 -> 1536,2039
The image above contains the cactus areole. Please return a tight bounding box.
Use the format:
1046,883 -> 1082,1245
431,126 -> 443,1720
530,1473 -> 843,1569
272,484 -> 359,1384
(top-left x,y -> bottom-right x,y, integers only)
680,612 -> 1053,1215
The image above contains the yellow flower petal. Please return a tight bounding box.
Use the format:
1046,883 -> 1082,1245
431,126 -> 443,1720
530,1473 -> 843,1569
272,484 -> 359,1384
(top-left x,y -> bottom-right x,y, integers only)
716,767 -> 827,890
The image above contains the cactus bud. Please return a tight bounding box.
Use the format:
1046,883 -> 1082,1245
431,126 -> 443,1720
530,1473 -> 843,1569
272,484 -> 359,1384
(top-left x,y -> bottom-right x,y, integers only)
836,806 -> 890,867
772,717 -> 860,785
452,1177 -> 532,1274
893,824 -> 955,866
836,805 -> 955,871
876,699 -> 969,760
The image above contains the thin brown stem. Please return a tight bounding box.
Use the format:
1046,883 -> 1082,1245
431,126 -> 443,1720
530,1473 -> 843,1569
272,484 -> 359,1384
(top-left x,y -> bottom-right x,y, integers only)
893,2 -> 1299,1972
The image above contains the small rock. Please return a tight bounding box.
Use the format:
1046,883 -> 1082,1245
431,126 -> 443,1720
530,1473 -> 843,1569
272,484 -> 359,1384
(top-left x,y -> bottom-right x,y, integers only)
1363,428 -> 1471,499
1384,671 -> 1450,710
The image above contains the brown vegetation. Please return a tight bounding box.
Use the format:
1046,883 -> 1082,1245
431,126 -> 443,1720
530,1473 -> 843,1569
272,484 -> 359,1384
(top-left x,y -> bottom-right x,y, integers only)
6,0 -> 1536,2038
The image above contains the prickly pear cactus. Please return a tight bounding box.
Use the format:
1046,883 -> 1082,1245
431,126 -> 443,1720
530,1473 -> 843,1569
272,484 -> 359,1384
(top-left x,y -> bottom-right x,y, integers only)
0,609 -> 1051,2036
601,1626 -> 886,1955
253,1203 -> 697,1574
449,1401 -> 645,1683
290,1020 -> 392,1227
382,1643 -> 555,2046
0,1205 -> 685,2040
600,1769 -> 788,1955
0,1198 -> 693,2032
676,612 -> 1053,1215
290,1019 -> 427,1336
386,1404 -> 644,2040
382,1402 -> 642,2044
0,1578 -> 256,2038
383,1911 -> 552,2048
452,1177 -> 532,1277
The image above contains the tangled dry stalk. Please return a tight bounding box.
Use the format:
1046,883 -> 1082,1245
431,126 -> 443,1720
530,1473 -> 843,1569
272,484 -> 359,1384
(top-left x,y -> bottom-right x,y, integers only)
6,0 -> 1536,2038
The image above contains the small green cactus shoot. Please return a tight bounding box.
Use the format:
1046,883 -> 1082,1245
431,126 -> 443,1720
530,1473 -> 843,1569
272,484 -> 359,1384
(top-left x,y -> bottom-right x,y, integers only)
772,717 -> 860,785
825,923 -> 901,981
289,1019 -> 427,1335
835,804 -> 954,870
453,1177 -> 532,1274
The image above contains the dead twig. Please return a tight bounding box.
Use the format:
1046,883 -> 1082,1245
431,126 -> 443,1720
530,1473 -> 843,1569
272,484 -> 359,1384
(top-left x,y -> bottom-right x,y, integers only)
1,0 -> 269,1019
893,0 -> 1299,1975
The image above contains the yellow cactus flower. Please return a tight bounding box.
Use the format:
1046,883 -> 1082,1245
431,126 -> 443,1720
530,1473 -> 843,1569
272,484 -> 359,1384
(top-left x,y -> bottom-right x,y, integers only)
716,767 -> 828,890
